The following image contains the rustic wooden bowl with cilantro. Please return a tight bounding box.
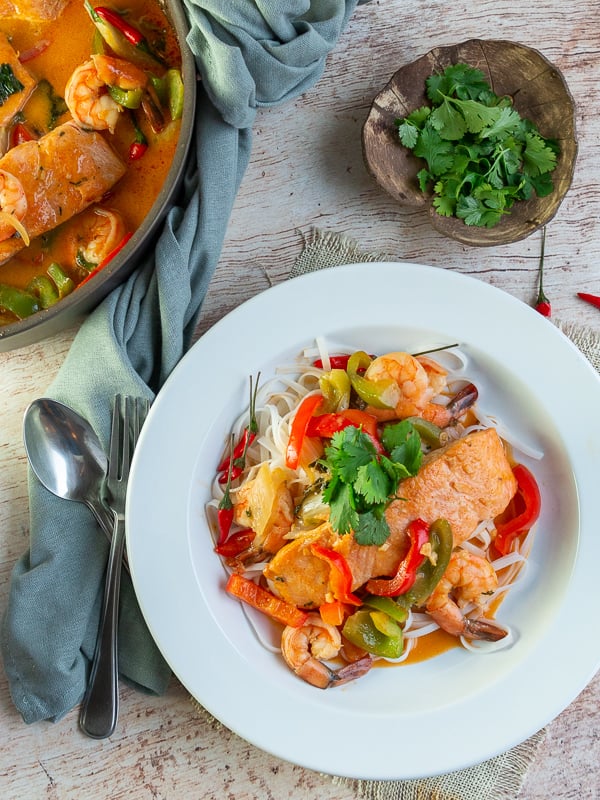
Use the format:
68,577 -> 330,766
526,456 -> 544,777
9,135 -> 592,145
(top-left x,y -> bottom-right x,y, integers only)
362,39 -> 577,246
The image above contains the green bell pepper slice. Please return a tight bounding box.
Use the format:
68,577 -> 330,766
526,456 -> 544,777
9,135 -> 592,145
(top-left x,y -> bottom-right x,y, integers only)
362,594 -> 408,624
404,416 -> 444,448
342,607 -> 403,659
27,276 -> 59,309
0,284 -> 40,318
47,262 -> 75,298
319,368 -> 351,413
347,351 -> 398,409
108,85 -> 144,110
399,518 -> 453,608
165,68 -> 184,120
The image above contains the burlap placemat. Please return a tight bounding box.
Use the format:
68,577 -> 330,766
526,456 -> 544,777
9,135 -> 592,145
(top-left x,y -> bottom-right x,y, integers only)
190,227 -> 599,800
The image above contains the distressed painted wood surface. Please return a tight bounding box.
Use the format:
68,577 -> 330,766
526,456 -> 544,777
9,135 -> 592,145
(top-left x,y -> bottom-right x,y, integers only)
1,1 -> 599,797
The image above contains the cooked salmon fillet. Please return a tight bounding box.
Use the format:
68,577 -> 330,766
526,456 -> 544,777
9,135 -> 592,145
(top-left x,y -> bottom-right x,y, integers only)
0,34 -> 37,129
0,121 -> 126,264
0,0 -> 68,20
265,428 -> 517,608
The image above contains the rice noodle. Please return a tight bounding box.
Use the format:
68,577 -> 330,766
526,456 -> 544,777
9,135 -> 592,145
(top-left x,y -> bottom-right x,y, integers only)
208,339 -> 542,669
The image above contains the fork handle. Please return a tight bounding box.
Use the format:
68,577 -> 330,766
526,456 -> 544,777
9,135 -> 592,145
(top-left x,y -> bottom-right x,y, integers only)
79,510 -> 125,739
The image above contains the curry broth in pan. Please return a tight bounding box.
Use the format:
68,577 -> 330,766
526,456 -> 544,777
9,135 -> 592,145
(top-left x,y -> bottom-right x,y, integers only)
0,0 -> 183,325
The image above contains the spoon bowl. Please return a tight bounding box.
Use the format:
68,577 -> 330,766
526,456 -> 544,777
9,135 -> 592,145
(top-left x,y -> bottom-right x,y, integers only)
23,398 -> 113,538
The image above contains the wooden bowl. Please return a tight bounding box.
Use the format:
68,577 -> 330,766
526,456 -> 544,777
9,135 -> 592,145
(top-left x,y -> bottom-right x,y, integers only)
362,39 -> 578,246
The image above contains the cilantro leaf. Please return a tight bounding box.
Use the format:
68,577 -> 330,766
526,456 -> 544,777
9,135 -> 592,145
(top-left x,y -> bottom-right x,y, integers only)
327,482 -> 359,536
354,510 -> 391,546
325,426 -> 375,483
522,132 -> 557,176
381,420 -> 423,475
413,127 -> 454,175
396,120 -> 419,149
354,461 -> 390,505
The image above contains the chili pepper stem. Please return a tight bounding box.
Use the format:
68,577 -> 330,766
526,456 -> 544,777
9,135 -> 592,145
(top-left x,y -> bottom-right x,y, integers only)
534,226 -> 551,317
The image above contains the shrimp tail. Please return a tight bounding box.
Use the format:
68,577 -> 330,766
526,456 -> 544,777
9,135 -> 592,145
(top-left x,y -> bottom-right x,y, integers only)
330,655 -> 373,687
463,617 -> 508,642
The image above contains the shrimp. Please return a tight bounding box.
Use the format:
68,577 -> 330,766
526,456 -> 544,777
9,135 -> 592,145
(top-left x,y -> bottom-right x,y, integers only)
364,351 -> 450,423
425,549 -> 507,641
65,54 -> 147,134
0,169 -> 28,244
281,613 -> 372,688
66,206 -> 126,267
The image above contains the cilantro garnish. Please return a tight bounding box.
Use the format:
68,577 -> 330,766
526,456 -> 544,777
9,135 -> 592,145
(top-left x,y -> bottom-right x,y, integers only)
395,63 -> 559,227
321,421 -> 423,546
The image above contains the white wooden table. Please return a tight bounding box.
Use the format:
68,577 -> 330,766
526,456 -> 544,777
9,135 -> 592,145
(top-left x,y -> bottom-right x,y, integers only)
1,2 -> 599,797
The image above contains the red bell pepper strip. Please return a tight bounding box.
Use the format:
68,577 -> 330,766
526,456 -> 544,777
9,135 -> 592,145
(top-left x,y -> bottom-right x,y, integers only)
577,292 -> 600,310
534,226 -> 551,317
77,232 -> 133,287
214,529 -> 255,558
94,6 -> 145,46
306,408 -> 384,453
226,574 -> 308,628
494,464 -> 541,555
312,354 -> 375,370
311,544 -> 362,606
218,374 -> 260,482
366,518 -> 430,597
285,393 -> 323,469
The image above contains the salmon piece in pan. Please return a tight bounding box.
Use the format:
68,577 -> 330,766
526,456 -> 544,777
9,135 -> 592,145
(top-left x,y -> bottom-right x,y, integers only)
265,428 -> 517,608
0,121 -> 126,264
0,0 -> 68,20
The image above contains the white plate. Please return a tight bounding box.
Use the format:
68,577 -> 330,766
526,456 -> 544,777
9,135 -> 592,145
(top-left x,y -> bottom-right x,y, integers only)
126,262 -> 600,780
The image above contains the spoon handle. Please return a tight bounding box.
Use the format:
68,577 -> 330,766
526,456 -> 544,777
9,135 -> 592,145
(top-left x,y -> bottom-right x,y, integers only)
79,510 -> 125,739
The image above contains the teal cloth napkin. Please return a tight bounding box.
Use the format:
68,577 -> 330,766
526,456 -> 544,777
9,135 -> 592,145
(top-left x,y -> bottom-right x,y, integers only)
1,0 -> 363,724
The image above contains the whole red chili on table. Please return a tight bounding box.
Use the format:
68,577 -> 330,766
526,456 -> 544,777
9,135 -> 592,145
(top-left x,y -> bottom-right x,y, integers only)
577,292 -> 600,310
534,226 -> 551,317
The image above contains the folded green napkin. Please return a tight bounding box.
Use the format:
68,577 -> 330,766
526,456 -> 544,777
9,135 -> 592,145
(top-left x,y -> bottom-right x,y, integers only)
0,0 -> 363,725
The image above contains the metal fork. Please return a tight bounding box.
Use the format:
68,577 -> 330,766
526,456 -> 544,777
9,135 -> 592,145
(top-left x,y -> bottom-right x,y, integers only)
79,394 -> 149,739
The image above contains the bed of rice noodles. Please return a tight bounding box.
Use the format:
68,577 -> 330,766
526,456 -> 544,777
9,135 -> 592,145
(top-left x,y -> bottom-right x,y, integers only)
207,339 -> 542,664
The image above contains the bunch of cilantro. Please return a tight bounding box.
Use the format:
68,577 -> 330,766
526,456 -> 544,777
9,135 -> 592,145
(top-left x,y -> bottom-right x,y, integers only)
395,63 -> 560,227
321,420 -> 422,546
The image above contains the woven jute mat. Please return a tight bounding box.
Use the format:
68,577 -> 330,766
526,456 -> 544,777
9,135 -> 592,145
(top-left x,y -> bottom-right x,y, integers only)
191,228 -> 599,800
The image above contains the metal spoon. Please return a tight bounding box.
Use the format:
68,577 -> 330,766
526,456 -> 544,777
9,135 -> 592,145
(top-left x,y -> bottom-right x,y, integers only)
22,398 -> 121,562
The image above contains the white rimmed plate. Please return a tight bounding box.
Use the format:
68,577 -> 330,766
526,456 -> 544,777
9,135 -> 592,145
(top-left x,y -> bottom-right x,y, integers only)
126,262 -> 600,780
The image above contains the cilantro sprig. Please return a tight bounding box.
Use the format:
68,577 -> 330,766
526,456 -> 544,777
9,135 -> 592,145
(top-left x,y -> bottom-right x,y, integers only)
395,63 -> 559,227
321,421 -> 422,546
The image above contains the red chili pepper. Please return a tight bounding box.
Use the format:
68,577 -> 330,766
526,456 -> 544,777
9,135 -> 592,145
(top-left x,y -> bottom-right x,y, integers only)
216,436 -> 235,546
217,374 -> 260,482
77,232 -> 133,287
94,6 -> 145,46
365,518 -> 430,597
311,544 -> 362,606
534,227 -> 551,317
128,141 -> 148,161
226,574 -> 308,628
577,292 -> 600,310
10,122 -> 35,148
285,393 -> 323,470
306,408 -> 384,453
494,464 -> 541,556
18,40 -> 50,63
214,529 -> 256,558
